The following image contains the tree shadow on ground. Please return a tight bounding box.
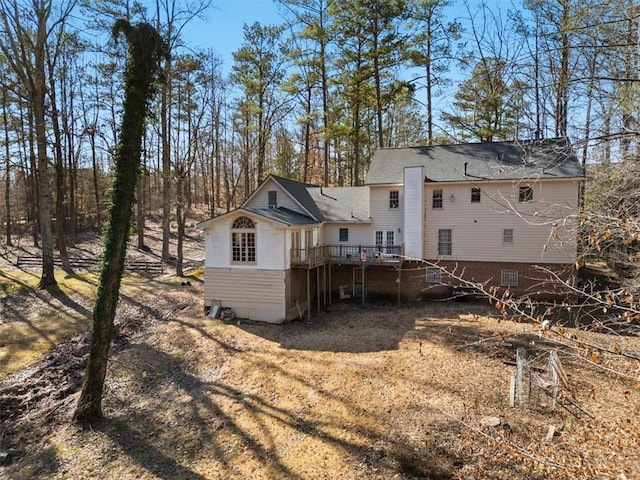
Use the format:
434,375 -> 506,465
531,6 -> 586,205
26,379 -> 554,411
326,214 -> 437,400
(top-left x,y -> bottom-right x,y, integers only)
97,417 -> 209,480
98,342 -> 461,480
236,301 -> 500,353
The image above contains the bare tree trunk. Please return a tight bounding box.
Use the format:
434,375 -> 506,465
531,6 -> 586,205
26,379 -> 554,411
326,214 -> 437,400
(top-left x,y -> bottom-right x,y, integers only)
47,56 -> 71,272
33,9 -> 56,288
176,172 -> 185,276
26,101 -> 39,247
161,67 -> 172,261
2,89 -> 13,246
89,131 -> 102,232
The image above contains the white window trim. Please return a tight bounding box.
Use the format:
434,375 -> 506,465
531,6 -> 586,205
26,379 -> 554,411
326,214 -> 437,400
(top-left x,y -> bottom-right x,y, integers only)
518,186 -> 533,202
231,216 -> 257,264
389,190 -> 399,209
438,229 -> 452,256
433,189 -> 443,209
268,190 -> 277,209
503,228 -> 514,245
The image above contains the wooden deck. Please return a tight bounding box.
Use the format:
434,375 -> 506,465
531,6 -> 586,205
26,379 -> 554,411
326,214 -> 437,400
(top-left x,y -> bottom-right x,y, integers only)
291,245 -> 403,268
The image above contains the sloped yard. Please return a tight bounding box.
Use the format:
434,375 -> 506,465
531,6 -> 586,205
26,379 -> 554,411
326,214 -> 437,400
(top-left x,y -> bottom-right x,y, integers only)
1,272 -> 639,479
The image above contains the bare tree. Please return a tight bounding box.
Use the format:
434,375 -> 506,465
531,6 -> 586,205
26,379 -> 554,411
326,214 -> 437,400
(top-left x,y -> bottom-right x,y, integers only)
0,0 -> 76,287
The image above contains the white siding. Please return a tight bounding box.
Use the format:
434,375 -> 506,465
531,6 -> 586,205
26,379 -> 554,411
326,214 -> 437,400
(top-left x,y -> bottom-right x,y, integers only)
403,166 -> 424,260
321,223 -> 373,245
369,186 -> 404,246
204,268 -> 287,323
203,213 -> 287,270
423,179 -> 580,264
245,177 -> 306,214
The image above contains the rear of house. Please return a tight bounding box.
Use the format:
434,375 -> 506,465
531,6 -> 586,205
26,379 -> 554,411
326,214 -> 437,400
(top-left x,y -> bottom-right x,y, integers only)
199,139 -> 585,323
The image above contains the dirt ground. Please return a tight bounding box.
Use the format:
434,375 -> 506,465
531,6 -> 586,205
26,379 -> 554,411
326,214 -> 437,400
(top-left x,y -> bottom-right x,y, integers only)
1,226 -> 640,479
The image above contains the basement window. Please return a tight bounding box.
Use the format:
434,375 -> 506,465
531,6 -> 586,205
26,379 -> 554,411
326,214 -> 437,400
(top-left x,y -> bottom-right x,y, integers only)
425,267 -> 442,283
501,269 -> 519,287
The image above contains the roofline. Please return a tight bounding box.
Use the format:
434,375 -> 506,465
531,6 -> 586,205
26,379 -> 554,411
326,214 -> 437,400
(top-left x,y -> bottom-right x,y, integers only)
373,137 -> 574,151
270,175 -> 322,221
425,176 -> 585,185
322,219 -> 372,224
196,207 -> 322,230
241,175 -> 321,221
366,175 -> 585,187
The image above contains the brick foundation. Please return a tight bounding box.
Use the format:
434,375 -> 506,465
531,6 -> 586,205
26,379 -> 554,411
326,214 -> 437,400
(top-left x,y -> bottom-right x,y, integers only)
326,260 -> 576,302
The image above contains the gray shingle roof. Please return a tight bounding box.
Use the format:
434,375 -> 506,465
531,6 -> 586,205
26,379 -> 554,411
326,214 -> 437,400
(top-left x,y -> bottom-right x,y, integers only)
271,175 -> 325,221
244,207 -> 320,226
306,186 -> 370,222
365,138 -> 584,185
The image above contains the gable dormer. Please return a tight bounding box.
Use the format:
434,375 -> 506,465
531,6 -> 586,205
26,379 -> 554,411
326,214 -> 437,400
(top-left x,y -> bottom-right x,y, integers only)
243,175 -> 324,221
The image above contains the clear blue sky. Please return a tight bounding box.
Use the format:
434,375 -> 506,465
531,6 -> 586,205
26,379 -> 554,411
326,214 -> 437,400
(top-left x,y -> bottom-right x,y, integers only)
184,0 -> 284,73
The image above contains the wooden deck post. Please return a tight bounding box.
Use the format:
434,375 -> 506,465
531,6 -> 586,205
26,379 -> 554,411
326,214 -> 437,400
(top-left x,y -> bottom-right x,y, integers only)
328,264 -> 332,305
316,266 -> 320,312
323,264 -> 327,307
361,266 -> 366,306
307,268 -> 311,320
397,264 -> 402,306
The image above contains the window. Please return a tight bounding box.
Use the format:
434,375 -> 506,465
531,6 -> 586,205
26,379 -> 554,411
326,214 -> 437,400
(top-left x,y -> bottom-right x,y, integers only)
501,269 -> 519,287
426,267 -> 442,283
268,190 -> 277,209
339,228 -> 349,242
438,229 -> 452,255
231,216 -> 256,263
519,186 -> 533,202
386,230 -> 395,246
503,228 -> 514,245
376,231 -> 395,246
471,187 -> 481,203
432,189 -> 443,209
389,190 -> 399,208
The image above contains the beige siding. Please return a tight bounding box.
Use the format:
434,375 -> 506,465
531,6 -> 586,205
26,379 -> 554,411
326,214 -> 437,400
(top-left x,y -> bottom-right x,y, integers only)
204,267 -> 287,323
245,177 -> 306,214
423,179 -> 580,264
369,186 -> 404,245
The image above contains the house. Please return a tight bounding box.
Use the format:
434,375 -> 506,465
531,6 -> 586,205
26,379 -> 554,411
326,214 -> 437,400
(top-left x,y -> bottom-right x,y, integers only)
197,139 -> 585,323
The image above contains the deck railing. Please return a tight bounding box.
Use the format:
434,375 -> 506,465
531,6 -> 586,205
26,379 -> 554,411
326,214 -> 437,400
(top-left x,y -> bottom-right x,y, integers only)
291,244 -> 403,266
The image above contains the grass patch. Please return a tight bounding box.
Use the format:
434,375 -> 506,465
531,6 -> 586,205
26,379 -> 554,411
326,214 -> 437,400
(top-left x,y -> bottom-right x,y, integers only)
0,268 -> 187,380
0,310 -> 90,380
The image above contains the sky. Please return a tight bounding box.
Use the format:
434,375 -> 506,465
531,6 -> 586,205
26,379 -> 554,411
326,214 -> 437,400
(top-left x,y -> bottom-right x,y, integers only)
184,0 -> 285,74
